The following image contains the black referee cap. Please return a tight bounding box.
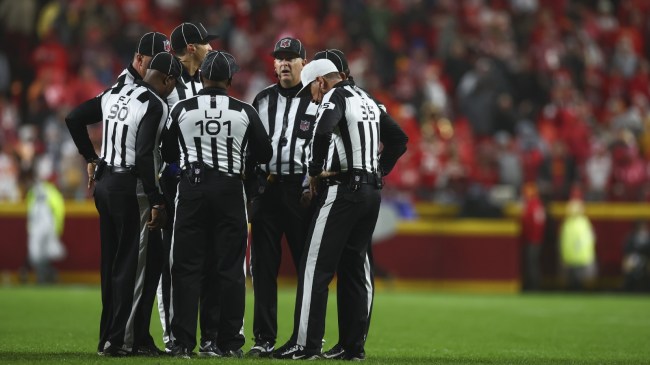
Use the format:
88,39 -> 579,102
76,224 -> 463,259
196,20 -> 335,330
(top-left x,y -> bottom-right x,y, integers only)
272,37 -> 306,59
201,50 -> 240,81
170,22 -> 219,52
313,49 -> 349,76
137,32 -> 171,57
149,52 -> 186,88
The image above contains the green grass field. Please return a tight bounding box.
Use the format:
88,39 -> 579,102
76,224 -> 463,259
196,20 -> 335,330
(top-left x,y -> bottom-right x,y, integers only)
0,286 -> 649,364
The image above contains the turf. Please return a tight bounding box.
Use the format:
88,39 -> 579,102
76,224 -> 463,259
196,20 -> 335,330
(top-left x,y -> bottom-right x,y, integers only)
0,286 -> 648,364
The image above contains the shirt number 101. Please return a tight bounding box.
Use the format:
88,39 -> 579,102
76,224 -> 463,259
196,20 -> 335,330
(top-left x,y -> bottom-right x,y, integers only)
195,120 -> 232,136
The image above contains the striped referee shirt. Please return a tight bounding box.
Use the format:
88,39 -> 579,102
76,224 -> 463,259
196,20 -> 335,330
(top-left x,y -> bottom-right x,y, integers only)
167,65 -> 203,108
309,80 -> 408,177
113,64 -> 141,88
65,80 -> 168,205
162,87 -> 272,174
252,82 -> 319,175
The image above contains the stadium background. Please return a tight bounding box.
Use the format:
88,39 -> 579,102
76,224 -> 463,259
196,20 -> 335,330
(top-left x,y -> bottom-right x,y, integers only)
1,0 -> 650,291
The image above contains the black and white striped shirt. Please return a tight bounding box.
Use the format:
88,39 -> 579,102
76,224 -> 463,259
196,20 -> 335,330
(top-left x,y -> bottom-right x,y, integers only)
309,80 -> 408,177
167,66 -> 203,108
252,83 -> 319,175
65,80 -> 169,204
163,87 -> 272,174
112,64 -> 141,88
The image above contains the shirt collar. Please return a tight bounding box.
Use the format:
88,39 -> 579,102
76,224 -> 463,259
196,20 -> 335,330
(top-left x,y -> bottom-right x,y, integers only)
198,87 -> 228,96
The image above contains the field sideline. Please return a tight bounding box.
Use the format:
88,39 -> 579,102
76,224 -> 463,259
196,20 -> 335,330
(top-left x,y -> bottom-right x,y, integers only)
0,286 -> 648,364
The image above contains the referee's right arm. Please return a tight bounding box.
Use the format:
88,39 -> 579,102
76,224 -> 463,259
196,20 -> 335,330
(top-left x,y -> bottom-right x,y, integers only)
65,93 -> 104,162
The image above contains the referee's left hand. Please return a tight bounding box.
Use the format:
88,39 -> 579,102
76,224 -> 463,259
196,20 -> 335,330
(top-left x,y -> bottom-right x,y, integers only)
86,162 -> 96,189
147,206 -> 167,230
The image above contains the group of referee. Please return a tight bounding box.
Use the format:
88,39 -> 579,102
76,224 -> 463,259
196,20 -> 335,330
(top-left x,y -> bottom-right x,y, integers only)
65,21 -> 408,360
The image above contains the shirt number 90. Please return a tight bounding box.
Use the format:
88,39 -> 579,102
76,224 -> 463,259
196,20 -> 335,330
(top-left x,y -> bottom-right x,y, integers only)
195,119 -> 232,136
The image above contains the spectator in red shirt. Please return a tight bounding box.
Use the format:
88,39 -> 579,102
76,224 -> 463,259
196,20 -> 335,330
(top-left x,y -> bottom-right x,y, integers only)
521,182 -> 546,291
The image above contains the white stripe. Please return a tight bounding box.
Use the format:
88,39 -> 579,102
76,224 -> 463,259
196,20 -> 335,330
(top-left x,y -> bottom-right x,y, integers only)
297,185 -> 338,346
181,23 -> 188,47
156,276 -> 170,344
218,52 -> 231,78
167,182 -> 180,343
123,179 -> 150,350
240,184 -> 248,338
363,253 -> 373,324
208,52 -> 218,80
151,32 -> 155,56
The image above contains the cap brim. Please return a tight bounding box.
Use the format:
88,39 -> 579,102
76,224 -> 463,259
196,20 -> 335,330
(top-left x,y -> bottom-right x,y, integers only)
175,77 -> 187,89
271,50 -> 301,58
296,82 -> 312,97
203,34 -> 219,43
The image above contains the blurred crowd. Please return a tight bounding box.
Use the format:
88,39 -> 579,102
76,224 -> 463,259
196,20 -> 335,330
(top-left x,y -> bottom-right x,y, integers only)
2,0 -> 650,205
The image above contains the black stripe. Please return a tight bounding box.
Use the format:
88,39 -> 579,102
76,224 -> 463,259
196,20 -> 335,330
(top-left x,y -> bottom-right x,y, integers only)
265,92 -> 278,172
357,122 -> 367,171
182,96 -> 199,112
102,119 -> 109,158
120,124 -> 128,167
115,73 -> 127,88
109,122 -> 117,166
194,137 -> 203,164
177,83 -> 187,100
211,137 -> 219,169
288,98 -> 310,175
331,146 -> 341,172
178,128 -> 190,167
275,98 -> 292,174
137,91 -> 149,103
126,87 -> 136,97
210,96 -> 216,109
228,98 -> 243,112
226,137 -> 234,173
368,121 -> 375,172
240,128 -> 249,175
340,119 -> 354,172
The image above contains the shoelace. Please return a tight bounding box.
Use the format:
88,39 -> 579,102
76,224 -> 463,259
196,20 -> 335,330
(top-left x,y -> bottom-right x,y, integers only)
282,345 -> 303,355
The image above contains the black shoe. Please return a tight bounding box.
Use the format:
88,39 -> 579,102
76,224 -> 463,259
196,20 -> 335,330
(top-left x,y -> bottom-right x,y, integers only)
170,344 -> 192,359
223,348 -> 244,358
133,344 -> 164,357
273,342 -> 320,360
103,343 -> 130,357
164,342 -> 173,354
246,340 -> 274,357
198,340 -> 223,357
322,343 -> 346,359
344,351 -> 366,361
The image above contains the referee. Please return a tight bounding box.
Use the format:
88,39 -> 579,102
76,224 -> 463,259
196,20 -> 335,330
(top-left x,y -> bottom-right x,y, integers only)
312,48 -> 401,359
157,21 -> 218,354
163,51 -> 272,358
247,37 -> 319,357
273,59 -> 408,360
113,31 -> 171,87
65,52 -> 184,356
106,30 -> 171,356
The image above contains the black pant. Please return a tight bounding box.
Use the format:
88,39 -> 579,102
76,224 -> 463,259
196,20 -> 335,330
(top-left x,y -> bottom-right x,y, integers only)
157,173 -> 176,346
170,173 -> 247,352
159,172 -> 220,346
291,182 -> 380,354
336,247 -> 374,349
94,170 -> 162,352
249,176 -> 310,345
